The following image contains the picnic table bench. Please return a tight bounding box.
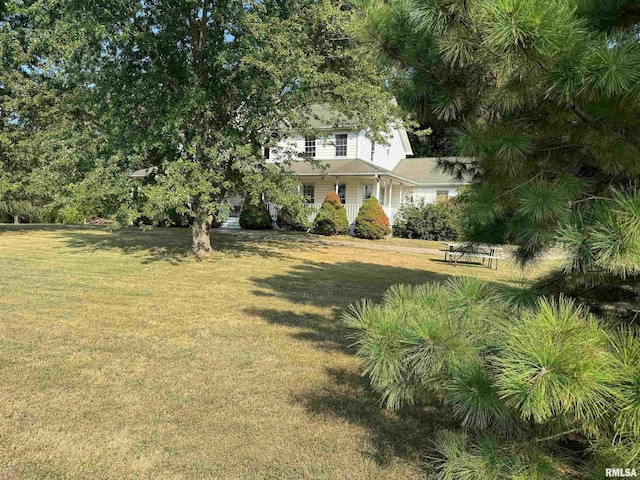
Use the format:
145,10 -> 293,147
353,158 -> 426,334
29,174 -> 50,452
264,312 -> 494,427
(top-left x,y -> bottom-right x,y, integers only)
443,242 -> 506,270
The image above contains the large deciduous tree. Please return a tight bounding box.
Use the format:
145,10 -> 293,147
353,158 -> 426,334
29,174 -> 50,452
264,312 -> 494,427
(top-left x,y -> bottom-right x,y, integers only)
60,0 -> 395,255
359,0 -> 640,290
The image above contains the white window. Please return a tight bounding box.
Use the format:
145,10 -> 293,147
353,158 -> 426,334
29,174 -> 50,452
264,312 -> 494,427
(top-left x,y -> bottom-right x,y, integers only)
335,134 -> 347,157
363,184 -> 372,200
305,137 -> 316,157
436,190 -> 449,202
337,184 -> 346,204
303,184 -> 315,204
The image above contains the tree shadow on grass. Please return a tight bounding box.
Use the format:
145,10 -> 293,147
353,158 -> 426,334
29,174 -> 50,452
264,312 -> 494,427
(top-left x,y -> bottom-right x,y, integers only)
247,260 -> 512,470
54,228 -> 194,265
294,367 -> 455,469
249,259 -> 454,309
246,308 -> 351,353
1,226 -> 298,264
245,261 -> 458,469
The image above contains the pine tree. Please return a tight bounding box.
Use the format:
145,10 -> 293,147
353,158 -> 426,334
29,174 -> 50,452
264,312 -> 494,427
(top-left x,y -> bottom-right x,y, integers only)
345,278 -> 640,478
358,0 -> 640,291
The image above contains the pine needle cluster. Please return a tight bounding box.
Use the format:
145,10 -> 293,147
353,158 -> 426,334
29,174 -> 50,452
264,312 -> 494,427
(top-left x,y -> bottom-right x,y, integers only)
359,0 -> 640,290
345,278 -> 640,477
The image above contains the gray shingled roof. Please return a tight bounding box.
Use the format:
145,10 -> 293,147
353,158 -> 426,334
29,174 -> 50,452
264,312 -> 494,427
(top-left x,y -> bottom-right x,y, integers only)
288,159 -> 385,176
392,158 -> 468,185
288,157 -> 470,185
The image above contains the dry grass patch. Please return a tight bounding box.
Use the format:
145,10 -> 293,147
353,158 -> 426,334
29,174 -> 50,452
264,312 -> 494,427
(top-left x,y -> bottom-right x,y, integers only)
0,226 -> 553,479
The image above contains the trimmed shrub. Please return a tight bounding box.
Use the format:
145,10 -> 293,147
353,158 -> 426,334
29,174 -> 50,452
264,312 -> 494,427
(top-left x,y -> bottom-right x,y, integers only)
239,200 -> 273,230
312,191 -> 349,235
277,200 -> 312,232
354,197 -> 390,239
393,199 -> 462,240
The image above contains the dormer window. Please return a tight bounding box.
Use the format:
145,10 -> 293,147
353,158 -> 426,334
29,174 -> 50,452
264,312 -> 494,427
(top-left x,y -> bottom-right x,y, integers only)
335,134 -> 347,157
305,137 -> 316,157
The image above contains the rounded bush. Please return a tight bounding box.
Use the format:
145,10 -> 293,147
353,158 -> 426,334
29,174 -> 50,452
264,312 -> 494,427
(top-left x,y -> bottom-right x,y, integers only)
277,200 -> 311,232
239,200 -> 273,230
312,191 -> 349,235
354,197 -> 390,239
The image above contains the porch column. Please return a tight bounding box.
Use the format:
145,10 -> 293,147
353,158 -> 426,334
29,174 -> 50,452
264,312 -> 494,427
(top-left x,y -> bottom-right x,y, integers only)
375,175 -> 380,200
335,176 -> 339,194
297,184 -> 301,194
387,182 -> 393,208
399,183 -> 403,204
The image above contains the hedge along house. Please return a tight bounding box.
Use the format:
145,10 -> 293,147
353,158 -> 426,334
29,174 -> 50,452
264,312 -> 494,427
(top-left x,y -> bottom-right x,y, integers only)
262,106 -> 469,226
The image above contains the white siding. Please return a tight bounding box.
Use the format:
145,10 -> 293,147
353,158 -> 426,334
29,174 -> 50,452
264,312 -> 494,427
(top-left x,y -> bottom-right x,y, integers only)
356,127 -> 408,171
307,178 -> 362,205
268,132 -> 359,162
267,126 -> 412,166
408,186 -> 461,204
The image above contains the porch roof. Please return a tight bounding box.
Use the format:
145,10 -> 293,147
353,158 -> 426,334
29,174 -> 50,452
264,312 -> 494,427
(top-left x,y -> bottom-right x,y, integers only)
392,158 -> 470,186
287,158 -> 418,185
287,157 -> 472,186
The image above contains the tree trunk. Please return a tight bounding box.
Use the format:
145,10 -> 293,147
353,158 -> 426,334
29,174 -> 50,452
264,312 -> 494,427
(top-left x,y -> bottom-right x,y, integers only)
13,215 -> 20,224
192,216 -> 213,257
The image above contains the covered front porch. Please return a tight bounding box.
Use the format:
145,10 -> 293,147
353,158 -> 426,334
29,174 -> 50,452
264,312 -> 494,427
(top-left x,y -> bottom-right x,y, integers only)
268,174 -> 415,225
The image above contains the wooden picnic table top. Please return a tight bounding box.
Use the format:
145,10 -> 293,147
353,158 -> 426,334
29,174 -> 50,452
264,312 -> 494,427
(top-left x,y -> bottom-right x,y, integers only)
442,242 -> 504,250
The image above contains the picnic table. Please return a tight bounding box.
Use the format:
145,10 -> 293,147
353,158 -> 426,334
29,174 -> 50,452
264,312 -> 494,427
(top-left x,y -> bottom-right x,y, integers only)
443,242 -> 505,270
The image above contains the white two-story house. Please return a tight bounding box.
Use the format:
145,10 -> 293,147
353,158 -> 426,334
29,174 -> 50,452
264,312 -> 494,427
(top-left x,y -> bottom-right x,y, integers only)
263,106 -> 469,225
130,106 -> 470,227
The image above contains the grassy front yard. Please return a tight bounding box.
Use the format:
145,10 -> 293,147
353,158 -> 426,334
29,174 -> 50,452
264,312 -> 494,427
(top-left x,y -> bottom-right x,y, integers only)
0,226 -> 552,479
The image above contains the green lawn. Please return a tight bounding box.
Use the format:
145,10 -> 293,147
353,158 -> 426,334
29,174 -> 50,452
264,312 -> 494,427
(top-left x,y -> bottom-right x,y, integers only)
276,230 -> 477,251
0,226 -> 552,479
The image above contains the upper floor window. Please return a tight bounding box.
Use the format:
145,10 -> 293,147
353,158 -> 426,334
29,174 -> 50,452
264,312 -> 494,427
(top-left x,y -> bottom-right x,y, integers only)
335,134 -> 347,157
436,190 -> 449,203
370,142 -> 375,162
305,137 -> 316,157
263,147 -> 270,160
303,184 -> 315,204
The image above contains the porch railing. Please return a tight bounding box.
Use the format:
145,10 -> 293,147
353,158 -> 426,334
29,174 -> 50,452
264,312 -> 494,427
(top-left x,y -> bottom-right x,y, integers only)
267,203 -> 398,225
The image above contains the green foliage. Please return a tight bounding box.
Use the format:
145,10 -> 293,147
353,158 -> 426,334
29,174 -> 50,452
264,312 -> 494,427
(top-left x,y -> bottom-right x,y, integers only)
0,3 -> 92,225
353,197 -> 390,239
0,201 -> 41,223
276,200 -> 312,232
556,187 -> 640,283
312,191 -> 349,236
239,200 -> 273,230
393,199 -> 462,240
55,0 -> 397,253
346,278 -> 640,477
359,0 -> 640,286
